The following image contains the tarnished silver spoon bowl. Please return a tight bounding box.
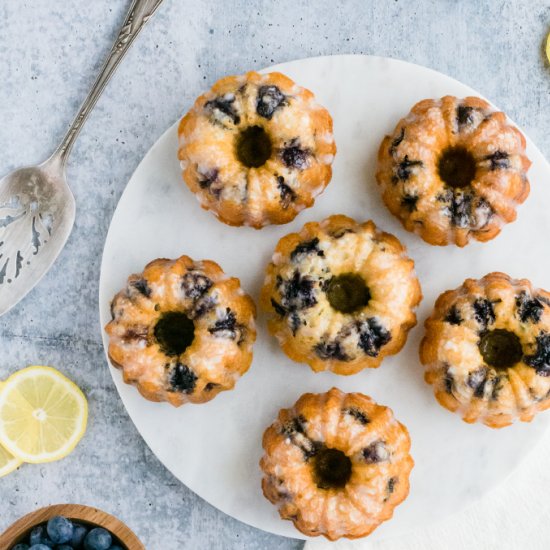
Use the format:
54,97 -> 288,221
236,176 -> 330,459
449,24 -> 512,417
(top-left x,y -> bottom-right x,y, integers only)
0,155 -> 74,314
0,0 -> 163,316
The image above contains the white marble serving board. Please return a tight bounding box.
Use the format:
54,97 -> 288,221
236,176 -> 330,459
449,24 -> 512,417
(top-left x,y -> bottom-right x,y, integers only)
98,55 -> 550,542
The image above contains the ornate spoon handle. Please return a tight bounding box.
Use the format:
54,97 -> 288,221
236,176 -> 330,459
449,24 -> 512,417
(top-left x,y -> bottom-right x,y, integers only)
52,0 -> 164,165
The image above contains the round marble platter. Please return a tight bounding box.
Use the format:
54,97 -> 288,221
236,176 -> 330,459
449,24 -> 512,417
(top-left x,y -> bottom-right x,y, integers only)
99,55 -> 550,542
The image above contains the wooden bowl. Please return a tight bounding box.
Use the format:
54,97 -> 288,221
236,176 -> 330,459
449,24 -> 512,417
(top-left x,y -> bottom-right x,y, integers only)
0,503 -> 145,549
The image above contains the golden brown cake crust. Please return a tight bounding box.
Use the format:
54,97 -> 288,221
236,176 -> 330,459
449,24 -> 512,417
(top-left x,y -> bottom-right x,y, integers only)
260,215 -> 422,375
105,255 -> 256,406
420,272 -> 550,428
178,71 -> 336,228
260,388 -> 414,540
376,96 -> 531,247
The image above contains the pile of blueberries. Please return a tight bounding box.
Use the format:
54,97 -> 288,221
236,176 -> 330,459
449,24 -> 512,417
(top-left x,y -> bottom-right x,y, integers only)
11,515 -> 123,550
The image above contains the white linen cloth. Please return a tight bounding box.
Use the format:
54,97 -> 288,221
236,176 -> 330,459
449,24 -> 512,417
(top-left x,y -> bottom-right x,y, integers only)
305,426 -> 550,550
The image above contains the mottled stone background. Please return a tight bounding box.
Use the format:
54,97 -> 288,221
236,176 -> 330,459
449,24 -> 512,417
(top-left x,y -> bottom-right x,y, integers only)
0,1 -> 549,548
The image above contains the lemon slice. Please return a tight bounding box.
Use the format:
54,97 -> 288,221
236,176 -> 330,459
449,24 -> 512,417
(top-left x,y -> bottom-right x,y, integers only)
546,32 -> 550,64
0,380 -> 21,477
0,442 -> 22,477
0,366 -> 88,463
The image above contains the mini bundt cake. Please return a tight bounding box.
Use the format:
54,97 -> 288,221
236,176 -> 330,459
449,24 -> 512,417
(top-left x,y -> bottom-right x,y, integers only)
421,272 -> 550,428
376,96 -> 531,246
260,215 -> 422,375
105,255 -> 256,406
260,387 -> 414,540
178,71 -> 336,228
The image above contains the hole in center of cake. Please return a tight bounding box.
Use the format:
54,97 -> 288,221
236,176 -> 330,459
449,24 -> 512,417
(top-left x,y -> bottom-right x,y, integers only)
312,448 -> 352,490
478,329 -> 522,369
326,273 -> 371,314
236,125 -> 272,168
154,311 -> 195,356
438,146 -> 477,188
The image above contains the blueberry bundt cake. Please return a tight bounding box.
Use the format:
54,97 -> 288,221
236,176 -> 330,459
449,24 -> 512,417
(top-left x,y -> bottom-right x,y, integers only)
178,71 -> 336,228
260,215 -> 422,375
105,255 -> 256,406
376,96 -> 531,246
420,272 -> 550,428
260,388 -> 413,540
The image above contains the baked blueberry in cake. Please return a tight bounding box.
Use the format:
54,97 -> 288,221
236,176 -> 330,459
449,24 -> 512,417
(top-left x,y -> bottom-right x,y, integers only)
105,255 -> 256,406
376,96 -> 531,246
261,215 -> 422,375
178,71 -> 336,228
421,272 -> 550,427
260,387 -> 413,540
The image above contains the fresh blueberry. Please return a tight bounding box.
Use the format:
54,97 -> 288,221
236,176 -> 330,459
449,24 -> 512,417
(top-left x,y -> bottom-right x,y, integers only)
47,516 -> 73,544
71,523 -> 88,548
11,544 -> 30,550
83,528 -> 112,550
29,526 -> 45,545
29,526 -> 54,547
57,546 -> 73,550
107,547 -> 124,550
28,545 -> 52,550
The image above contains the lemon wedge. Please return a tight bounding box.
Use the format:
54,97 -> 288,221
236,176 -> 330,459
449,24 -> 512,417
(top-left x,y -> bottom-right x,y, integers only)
546,32 -> 550,64
0,366 -> 88,463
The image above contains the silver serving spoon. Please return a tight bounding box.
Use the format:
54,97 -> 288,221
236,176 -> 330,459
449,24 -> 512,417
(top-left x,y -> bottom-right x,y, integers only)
0,0 -> 163,316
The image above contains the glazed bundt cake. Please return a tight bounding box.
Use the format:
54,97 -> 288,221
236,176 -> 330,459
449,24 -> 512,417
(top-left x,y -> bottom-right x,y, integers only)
261,215 -> 422,375
178,71 -> 336,228
105,255 -> 256,406
421,272 -> 550,427
376,96 -> 531,246
260,387 -> 414,540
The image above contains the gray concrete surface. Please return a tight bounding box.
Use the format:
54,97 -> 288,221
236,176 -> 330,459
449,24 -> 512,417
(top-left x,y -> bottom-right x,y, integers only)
0,0 -> 549,548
